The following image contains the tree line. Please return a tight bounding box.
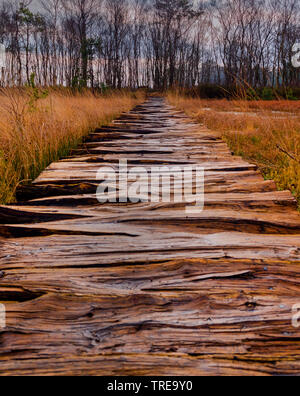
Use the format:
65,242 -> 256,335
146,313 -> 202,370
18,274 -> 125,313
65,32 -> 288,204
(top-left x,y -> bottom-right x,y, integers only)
0,0 -> 299,90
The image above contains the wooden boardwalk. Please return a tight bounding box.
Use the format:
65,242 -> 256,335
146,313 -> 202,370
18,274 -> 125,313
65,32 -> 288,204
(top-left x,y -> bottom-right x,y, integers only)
1,97 -> 300,376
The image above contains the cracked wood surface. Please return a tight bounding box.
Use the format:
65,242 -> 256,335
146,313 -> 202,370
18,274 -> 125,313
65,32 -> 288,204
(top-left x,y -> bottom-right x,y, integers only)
0,97 -> 300,376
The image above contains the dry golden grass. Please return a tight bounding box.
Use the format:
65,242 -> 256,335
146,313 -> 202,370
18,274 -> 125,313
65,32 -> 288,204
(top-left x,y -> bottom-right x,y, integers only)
0,89 -> 145,204
170,97 -> 300,113
167,93 -> 300,209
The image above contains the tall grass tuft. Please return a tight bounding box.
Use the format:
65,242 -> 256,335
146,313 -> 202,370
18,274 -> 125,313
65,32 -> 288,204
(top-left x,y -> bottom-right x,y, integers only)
167,92 -> 300,209
0,88 -> 145,204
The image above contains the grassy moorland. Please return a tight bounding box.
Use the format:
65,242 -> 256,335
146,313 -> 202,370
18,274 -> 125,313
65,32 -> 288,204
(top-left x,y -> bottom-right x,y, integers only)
0,88 -> 144,205
167,93 -> 300,209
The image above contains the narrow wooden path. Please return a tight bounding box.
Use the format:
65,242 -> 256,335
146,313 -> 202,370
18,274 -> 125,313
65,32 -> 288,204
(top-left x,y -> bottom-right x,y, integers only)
1,97 -> 300,376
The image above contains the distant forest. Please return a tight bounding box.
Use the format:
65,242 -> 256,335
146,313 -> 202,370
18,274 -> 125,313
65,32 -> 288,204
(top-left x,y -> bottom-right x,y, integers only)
0,0 -> 299,90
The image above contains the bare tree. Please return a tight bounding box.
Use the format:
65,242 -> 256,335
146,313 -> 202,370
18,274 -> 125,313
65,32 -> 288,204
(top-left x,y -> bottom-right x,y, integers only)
61,0 -> 101,87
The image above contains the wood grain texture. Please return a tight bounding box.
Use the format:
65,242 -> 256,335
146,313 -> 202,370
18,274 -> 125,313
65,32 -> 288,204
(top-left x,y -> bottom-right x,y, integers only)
0,97 -> 300,376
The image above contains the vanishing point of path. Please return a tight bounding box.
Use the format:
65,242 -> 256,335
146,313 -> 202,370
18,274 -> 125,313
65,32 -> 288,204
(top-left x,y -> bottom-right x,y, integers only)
0,98 -> 300,375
